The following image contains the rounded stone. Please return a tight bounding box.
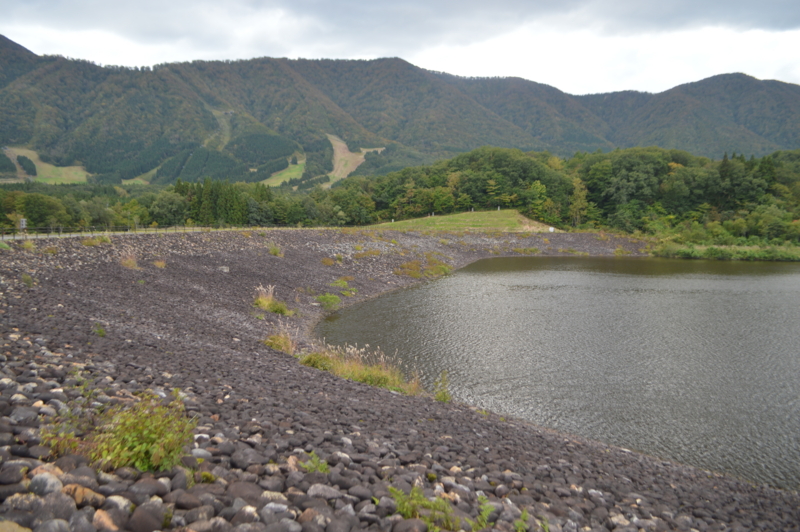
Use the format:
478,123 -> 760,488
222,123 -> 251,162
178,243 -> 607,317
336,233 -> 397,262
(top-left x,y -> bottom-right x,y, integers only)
29,472 -> 63,496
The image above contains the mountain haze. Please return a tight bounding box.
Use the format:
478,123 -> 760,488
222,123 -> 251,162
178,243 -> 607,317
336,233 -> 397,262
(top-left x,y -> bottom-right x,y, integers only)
1,35 -> 799,184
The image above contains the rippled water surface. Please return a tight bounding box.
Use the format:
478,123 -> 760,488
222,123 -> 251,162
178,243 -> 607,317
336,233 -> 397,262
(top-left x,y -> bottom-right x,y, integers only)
317,257 -> 800,489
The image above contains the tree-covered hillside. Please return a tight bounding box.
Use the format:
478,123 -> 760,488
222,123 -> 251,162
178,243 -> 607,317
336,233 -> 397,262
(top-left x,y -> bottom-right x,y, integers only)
1,34 -> 799,186
3,147 -> 799,253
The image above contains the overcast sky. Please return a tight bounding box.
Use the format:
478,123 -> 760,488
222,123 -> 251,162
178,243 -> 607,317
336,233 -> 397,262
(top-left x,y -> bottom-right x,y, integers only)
1,0 -> 798,95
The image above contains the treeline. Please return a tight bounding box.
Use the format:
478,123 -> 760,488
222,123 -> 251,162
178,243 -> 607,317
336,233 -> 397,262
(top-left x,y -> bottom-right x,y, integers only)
2,147 -> 799,247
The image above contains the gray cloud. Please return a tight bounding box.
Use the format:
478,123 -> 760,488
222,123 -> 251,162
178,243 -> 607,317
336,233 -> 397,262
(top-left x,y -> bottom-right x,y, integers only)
1,0 -> 798,62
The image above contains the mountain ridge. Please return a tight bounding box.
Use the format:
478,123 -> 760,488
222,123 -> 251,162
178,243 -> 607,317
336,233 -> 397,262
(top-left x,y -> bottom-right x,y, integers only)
1,35 -> 798,185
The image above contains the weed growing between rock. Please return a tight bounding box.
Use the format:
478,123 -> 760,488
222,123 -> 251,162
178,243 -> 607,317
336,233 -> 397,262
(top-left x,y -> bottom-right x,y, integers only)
300,344 -> 422,395
268,242 -> 283,257
330,278 -> 358,297
299,451 -> 330,474
42,390 -> 196,472
20,240 -> 36,251
153,260 -> 167,268
254,284 -> 294,316
390,486 -> 459,532
21,273 -> 34,288
0,241 -> 11,251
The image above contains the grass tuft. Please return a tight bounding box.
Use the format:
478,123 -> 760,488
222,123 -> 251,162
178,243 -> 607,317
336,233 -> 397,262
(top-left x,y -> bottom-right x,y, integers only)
316,293 -> 341,310
268,242 -> 283,257
254,284 -> 294,316
300,344 -> 423,395
120,254 -> 140,269
153,260 -> 166,268
321,257 -> 336,266
262,321 -> 297,355
434,370 -> 452,403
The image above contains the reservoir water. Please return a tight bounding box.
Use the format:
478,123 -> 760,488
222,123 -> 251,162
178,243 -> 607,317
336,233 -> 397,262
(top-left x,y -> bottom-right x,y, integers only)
316,257 -> 800,490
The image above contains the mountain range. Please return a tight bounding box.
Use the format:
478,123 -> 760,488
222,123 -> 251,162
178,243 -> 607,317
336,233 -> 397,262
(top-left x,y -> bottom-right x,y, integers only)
1,34 -> 799,184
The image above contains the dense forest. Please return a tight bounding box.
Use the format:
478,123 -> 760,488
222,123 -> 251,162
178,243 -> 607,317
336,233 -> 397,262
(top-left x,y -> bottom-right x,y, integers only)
3,147 -> 799,249
3,34 -> 800,189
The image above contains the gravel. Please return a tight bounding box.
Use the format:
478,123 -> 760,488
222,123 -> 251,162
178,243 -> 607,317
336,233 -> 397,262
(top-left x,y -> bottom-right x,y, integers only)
0,229 -> 797,531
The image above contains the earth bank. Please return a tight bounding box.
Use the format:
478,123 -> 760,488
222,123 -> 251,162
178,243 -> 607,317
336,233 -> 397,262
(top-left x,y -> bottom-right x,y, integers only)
0,229 -> 797,532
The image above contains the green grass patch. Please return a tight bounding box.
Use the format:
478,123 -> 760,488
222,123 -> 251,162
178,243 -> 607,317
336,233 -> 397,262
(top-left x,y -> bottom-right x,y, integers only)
6,148 -> 89,184
376,210 -> 552,233
263,161 -> 305,187
316,293 -> 341,310
0,241 -> 11,251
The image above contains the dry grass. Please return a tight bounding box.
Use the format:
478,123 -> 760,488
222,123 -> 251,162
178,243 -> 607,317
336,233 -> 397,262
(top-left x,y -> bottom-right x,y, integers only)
153,260 -> 167,268
300,344 -> 423,395
120,254 -> 140,269
353,249 -> 381,259
394,252 -> 451,279
321,257 -> 336,266
263,321 -> 297,355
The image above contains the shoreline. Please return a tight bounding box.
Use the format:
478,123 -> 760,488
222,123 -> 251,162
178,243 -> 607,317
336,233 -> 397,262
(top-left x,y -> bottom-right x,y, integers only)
1,229 -> 798,531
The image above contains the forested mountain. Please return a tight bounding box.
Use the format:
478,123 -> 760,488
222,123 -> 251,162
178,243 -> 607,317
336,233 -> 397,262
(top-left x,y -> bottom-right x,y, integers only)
1,35 -> 799,186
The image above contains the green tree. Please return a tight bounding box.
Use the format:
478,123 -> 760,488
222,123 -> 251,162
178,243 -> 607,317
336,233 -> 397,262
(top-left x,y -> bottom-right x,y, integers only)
16,193 -> 71,227
568,177 -> 589,227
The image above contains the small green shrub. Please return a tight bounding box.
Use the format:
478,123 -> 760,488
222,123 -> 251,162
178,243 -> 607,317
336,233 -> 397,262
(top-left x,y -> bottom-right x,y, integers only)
93,323 -> 106,337
21,273 -> 34,288
91,391 -> 196,471
434,370 -> 452,403
43,390 -> 196,472
316,293 -> 341,310
299,451 -> 330,474
21,240 -> 35,251
268,243 -> 283,257
330,279 -> 349,289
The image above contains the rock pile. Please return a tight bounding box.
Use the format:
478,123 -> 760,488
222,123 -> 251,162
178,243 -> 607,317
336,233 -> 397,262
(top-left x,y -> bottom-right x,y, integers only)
0,231 -> 798,531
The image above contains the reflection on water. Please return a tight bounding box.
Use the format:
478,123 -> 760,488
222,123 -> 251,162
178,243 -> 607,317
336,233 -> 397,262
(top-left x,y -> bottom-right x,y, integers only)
317,257 -> 800,489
